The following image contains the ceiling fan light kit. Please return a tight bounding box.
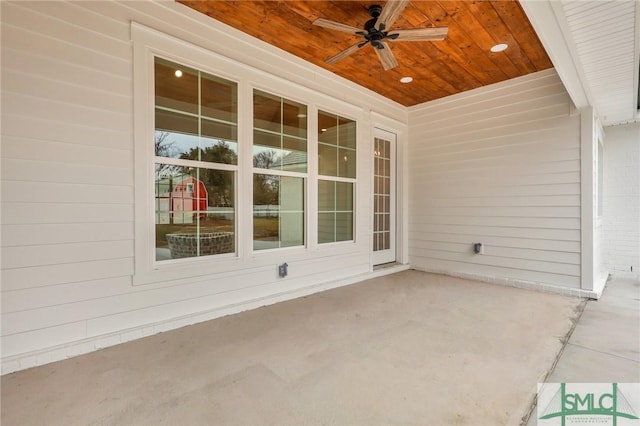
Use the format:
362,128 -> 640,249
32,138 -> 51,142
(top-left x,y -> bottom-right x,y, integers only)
313,0 -> 449,71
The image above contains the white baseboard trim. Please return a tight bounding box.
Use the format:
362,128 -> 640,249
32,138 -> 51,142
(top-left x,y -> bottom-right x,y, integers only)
411,266 -> 602,300
2,263 -> 411,375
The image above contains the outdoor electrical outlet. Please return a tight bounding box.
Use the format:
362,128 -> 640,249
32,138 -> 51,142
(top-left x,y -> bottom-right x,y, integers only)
278,263 -> 288,278
473,243 -> 484,255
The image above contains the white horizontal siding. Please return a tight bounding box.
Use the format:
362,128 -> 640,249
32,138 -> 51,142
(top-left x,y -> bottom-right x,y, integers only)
1,240 -> 134,269
1,136 -> 132,169
1,223 -> 134,247
602,123 -> 640,279
1,259 -> 135,291
0,0 -> 406,371
408,69 -> 582,289
1,203 -> 134,225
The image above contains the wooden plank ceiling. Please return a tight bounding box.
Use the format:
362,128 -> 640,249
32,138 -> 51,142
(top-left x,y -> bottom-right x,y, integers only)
179,0 -> 553,106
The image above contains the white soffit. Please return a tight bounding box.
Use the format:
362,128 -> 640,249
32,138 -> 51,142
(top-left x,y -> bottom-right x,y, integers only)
561,0 -> 638,126
521,0 -> 639,126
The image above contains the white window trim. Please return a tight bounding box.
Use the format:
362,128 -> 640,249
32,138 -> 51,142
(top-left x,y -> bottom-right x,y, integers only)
133,24 -> 253,285
316,107 -> 360,246
132,23 -> 365,286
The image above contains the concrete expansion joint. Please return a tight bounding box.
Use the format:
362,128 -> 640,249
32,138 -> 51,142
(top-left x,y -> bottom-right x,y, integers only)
520,298 -> 588,425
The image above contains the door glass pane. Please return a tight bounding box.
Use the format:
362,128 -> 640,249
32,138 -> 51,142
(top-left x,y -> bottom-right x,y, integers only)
373,137 -> 391,252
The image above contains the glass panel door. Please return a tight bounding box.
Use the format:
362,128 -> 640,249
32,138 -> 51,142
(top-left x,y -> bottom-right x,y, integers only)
372,129 -> 396,265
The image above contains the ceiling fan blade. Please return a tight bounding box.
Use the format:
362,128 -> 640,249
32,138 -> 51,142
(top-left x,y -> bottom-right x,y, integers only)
374,42 -> 399,71
388,27 -> 448,42
375,0 -> 410,32
313,18 -> 364,35
326,41 -> 369,64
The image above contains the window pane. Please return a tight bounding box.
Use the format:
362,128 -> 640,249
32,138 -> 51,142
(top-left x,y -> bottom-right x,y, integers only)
253,174 -> 304,250
282,137 -> 307,173
335,181 -> 353,211
254,90 -> 281,133
253,90 -> 307,172
254,130 -> 281,150
155,57 -> 238,164
162,135 -> 237,166
318,180 -> 354,244
202,119 -> 237,147
201,73 -> 237,123
155,127 -> 237,165
283,99 -> 307,138
318,213 -> 335,244
338,148 -> 356,178
318,180 -> 335,211
338,117 -> 356,149
318,111 -> 336,144
155,58 -> 198,114
335,213 -> 353,242
155,121 -> 199,159
318,110 -> 356,178
318,143 -> 337,176
155,165 -> 235,261
155,109 -> 198,138
253,147 -> 285,170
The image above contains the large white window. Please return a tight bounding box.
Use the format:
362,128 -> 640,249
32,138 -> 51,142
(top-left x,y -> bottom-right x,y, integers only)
133,24 -> 364,284
253,90 -> 307,250
154,57 -> 238,261
317,111 -> 356,243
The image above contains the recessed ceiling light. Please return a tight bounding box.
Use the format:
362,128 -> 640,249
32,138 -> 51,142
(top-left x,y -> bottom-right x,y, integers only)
174,69 -> 183,77
490,43 -> 508,53
297,113 -> 307,118
400,76 -> 413,84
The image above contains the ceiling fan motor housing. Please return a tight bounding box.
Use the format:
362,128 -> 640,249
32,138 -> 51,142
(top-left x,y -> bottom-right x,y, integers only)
365,4 -> 386,48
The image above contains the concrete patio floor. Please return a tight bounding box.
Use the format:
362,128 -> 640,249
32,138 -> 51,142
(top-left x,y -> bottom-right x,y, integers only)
1,271 -> 596,425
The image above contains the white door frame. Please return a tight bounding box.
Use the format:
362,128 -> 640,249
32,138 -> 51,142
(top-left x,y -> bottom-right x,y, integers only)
372,127 -> 397,265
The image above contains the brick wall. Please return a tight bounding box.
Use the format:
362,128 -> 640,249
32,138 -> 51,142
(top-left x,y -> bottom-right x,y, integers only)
602,122 -> 640,279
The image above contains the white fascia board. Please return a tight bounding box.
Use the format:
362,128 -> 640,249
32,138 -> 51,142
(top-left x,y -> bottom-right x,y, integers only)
635,1 -> 640,120
520,0 -> 592,110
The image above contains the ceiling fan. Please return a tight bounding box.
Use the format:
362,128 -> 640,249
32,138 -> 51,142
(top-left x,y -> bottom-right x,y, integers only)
313,0 -> 448,71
